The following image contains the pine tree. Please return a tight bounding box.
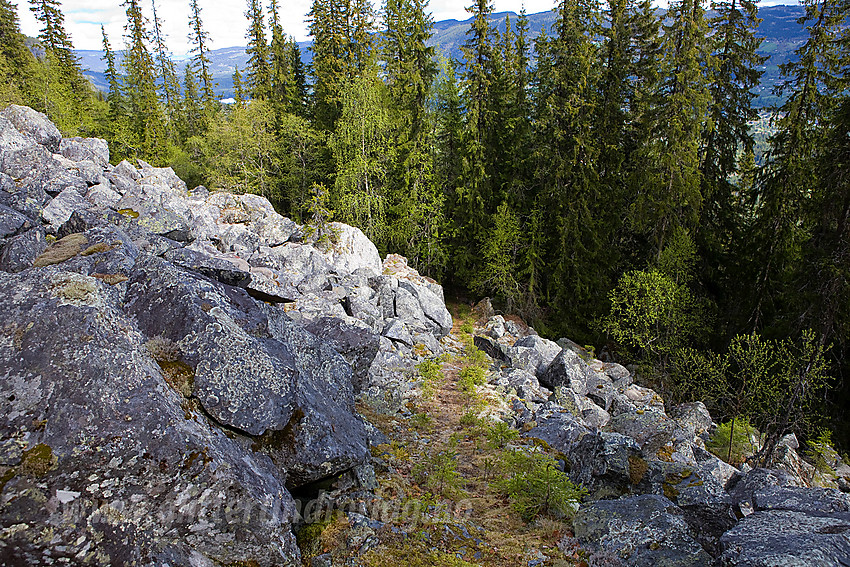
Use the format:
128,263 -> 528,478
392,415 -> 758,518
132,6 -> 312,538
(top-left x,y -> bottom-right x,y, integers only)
245,0 -> 271,100
188,0 -> 216,111
122,0 -> 165,161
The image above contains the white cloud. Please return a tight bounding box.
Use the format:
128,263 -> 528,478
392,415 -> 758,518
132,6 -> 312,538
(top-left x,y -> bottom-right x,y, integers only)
16,0 -> 797,56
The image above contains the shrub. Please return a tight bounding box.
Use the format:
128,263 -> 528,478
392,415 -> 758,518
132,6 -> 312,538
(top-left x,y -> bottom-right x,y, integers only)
458,366 -> 485,395
412,449 -> 465,499
707,417 -> 760,465
486,421 -> 519,450
492,449 -> 586,521
459,321 -> 474,334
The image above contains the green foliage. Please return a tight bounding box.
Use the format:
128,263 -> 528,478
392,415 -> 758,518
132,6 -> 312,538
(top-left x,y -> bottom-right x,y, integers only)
485,421 -> 519,450
707,418 -> 760,466
412,449 -> 465,499
458,366 -> 485,395
601,268 -> 705,372
205,100 -> 280,197
492,449 -> 586,521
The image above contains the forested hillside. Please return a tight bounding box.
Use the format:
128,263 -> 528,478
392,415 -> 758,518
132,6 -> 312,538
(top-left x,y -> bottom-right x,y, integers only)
1,0 -> 849,457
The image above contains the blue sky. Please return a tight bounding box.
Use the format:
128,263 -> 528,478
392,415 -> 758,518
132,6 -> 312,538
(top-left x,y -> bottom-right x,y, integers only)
15,0 -> 798,56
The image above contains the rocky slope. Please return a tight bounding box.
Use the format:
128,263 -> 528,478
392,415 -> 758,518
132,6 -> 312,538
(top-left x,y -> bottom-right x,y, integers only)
0,105 -> 848,566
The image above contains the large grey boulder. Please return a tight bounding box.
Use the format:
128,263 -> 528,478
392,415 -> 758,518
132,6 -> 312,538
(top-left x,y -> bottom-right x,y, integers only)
0,227 -> 47,272
321,222 -> 383,275
304,316 -> 381,394
59,136 -> 110,167
0,265 -> 300,566
125,256 -> 369,488
726,467 -> 804,516
539,348 -> 594,395
524,409 -> 592,453
508,335 -> 562,377
398,279 -> 453,337
574,495 -> 713,566
0,104 -> 61,151
720,503 -> 850,566
41,187 -> 91,230
568,432 -> 643,499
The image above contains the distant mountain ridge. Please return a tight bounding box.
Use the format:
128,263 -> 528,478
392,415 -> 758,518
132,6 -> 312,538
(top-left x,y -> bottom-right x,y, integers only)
76,4 -> 807,106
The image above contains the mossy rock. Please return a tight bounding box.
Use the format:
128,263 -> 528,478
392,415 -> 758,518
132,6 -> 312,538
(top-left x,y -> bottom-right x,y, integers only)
80,242 -> 114,256
32,233 -> 88,267
629,455 -> 648,485
20,443 -> 56,477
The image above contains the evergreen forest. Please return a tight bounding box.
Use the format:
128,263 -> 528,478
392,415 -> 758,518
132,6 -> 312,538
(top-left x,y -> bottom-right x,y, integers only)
2,0 -> 850,455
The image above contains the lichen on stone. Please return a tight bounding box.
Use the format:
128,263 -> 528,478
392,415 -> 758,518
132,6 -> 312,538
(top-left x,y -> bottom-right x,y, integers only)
50,272 -> 99,306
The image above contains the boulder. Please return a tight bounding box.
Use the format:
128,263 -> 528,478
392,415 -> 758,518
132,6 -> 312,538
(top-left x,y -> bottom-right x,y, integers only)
124,256 -> 370,489
115,191 -> 194,242
524,410 -> 592,454
0,203 -> 32,238
539,348 -> 593,395
41,188 -> 92,230
473,334 -> 510,362
303,316 -> 380,394
720,508 -> 850,566
59,136 -> 110,167
320,222 -> 382,275
568,432 -> 643,499
398,279 -> 453,337
0,265 -> 300,566
606,411 -> 675,455
574,495 -> 713,566
0,104 -> 61,151
164,246 -> 252,288
726,467 -> 804,517
0,227 -> 47,272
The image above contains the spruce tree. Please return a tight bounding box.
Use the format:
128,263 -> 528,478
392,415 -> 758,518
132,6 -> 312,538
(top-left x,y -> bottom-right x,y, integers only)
289,39 -> 308,116
741,0 -> 847,333
0,0 -> 35,103
150,0 -> 181,142
122,0 -> 165,161
245,0 -> 271,100
29,0 -> 78,71
232,65 -> 245,108
454,0 -> 496,279
188,0 -> 216,111
532,0 -> 605,336
628,0 -> 710,261
269,0 -> 294,114
698,0 -> 765,331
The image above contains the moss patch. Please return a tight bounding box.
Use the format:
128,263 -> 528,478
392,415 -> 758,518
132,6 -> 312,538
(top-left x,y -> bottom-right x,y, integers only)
20,443 -> 56,477
0,466 -> 17,492
628,455 -> 648,485
32,233 -> 88,267
91,273 -> 128,285
159,361 -> 195,398
80,242 -> 114,256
